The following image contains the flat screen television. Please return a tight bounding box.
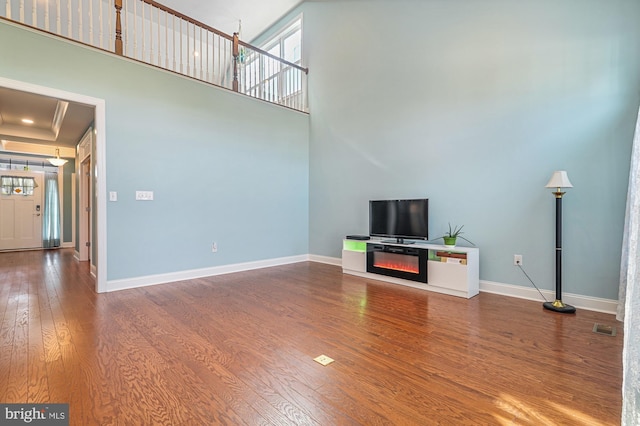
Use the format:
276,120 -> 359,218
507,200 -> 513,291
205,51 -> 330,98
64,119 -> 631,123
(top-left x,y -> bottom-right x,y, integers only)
369,198 -> 429,243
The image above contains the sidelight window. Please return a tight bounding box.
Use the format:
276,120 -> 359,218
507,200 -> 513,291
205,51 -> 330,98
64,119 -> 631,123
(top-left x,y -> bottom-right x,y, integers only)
1,176 -> 36,196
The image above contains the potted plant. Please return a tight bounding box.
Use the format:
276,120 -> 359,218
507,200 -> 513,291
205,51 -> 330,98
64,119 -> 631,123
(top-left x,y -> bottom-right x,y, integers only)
438,223 -> 474,248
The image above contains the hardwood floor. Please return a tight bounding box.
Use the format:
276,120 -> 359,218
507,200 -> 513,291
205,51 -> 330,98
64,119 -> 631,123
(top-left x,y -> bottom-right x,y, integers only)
0,249 -> 623,425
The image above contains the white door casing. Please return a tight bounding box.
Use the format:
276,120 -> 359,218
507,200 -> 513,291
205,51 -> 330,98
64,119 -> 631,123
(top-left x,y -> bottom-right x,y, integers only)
0,171 -> 44,250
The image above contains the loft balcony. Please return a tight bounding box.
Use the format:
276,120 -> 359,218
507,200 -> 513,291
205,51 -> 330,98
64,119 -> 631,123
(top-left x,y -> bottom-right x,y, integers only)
1,0 -> 309,113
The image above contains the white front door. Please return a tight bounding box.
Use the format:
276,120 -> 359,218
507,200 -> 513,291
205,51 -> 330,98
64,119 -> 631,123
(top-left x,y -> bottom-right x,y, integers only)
0,171 -> 44,250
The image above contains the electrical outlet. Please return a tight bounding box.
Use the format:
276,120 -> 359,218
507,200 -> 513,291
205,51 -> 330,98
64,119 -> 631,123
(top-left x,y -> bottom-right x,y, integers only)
135,190 -> 154,201
313,354 -> 334,366
514,254 -> 523,266
212,242 -> 218,253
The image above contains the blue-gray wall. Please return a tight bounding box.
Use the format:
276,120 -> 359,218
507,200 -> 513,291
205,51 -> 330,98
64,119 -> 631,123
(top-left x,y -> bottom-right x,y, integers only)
3,0 -> 640,300
0,21 -> 310,281
296,0 -> 640,299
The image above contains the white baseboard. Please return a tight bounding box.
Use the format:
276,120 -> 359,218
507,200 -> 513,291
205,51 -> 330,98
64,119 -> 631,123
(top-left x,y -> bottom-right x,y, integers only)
101,254 -> 618,315
480,280 -> 618,315
62,242 -> 74,248
309,254 -> 341,266
105,254 -> 310,292
311,257 -> 618,315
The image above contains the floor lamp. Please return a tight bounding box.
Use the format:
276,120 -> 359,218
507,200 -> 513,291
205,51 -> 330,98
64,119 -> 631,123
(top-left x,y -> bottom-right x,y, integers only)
543,171 -> 576,313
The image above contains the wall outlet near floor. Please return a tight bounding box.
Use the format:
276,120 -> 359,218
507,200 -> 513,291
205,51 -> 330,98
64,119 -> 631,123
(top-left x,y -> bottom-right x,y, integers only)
212,242 -> 218,253
514,254 -> 523,266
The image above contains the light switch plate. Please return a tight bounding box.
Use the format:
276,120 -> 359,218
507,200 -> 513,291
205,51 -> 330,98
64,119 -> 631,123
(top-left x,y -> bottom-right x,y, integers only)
135,191 -> 154,201
109,191 -> 117,201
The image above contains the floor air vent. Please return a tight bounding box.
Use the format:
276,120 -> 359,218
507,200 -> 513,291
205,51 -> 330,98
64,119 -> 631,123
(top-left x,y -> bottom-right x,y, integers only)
593,323 -> 617,336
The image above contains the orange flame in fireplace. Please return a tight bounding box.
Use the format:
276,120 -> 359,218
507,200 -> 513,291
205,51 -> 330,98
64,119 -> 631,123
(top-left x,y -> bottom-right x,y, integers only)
373,260 -> 419,274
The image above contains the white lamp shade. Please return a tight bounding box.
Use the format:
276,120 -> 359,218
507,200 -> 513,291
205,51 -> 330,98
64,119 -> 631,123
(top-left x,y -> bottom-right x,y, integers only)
48,158 -> 68,166
545,171 -> 573,189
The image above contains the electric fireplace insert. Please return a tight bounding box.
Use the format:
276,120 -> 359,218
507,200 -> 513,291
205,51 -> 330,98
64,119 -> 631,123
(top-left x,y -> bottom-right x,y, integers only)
366,243 -> 428,283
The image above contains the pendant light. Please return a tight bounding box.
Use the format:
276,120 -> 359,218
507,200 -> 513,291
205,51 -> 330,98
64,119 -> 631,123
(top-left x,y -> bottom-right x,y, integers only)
48,147 -> 68,166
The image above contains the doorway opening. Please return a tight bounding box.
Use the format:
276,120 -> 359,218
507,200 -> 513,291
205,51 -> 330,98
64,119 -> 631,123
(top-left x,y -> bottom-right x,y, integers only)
0,76 -> 107,292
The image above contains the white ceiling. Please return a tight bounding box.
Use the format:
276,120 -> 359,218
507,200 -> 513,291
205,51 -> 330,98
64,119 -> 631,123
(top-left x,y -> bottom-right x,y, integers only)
160,0 -> 303,41
0,86 -> 94,158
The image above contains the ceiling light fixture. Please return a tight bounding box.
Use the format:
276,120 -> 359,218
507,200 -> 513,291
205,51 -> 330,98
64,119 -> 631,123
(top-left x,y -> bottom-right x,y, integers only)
21,118 -> 34,124
48,147 -> 68,167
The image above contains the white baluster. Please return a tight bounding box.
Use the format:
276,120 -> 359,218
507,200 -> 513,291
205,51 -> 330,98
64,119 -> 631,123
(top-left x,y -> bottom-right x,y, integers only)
192,24 -> 196,78
66,0 -> 71,38
133,0 -> 137,59
172,14 -> 176,71
205,31 -> 210,82
193,24 -> 198,78
98,0 -> 103,49
148,3 -> 153,65
199,27 -> 203,80
56,0 -> 61,34
165,11 -> 169,69
77,0 -> 82,42
157,8 -> 161,66
19,0 -> 24,23
108,0 -> 113,51
44,0 -> 49,31
186,22 -> 190,76
5,0 -> 11,21
31,0 -> 36,26
217,36 -> 222,84
179,18 -> 184,74
141,1 -> 145,61
88,0 -> 93,45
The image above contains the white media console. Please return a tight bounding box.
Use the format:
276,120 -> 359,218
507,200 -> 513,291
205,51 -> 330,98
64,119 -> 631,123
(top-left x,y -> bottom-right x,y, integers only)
342,239 -> 479,298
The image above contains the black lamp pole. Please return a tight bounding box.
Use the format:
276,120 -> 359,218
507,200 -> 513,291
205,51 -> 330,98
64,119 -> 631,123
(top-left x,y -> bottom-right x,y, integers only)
543,173 -> 576,314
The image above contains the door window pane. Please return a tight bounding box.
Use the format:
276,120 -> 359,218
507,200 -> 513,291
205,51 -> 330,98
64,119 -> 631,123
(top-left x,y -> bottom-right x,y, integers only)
1,176 -> 36,196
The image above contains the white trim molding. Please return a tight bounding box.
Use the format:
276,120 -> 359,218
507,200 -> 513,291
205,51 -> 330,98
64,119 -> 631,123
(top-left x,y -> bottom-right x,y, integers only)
97,251 -> 620,315
309,254 -> 341,266
480,280 -> 618,315
106,255 -> 310,292
310,256 -> 618,315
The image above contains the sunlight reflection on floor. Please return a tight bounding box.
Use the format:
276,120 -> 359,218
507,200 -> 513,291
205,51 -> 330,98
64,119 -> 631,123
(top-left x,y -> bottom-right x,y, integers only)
493,393 -> 612,425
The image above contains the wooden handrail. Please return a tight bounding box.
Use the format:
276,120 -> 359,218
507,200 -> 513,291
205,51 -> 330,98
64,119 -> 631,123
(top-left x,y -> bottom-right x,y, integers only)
139,0 -> 234,41
238,40 -> 309,74
139,0 -> 308,74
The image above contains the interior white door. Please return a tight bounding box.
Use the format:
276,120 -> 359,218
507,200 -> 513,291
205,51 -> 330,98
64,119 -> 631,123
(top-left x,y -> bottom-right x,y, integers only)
0,171 -> 44,250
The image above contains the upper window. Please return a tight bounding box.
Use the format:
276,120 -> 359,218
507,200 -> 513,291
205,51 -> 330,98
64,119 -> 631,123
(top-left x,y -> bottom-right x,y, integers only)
261,18 -> 302,66
241,16 -> 304,108
1,176 -> 36,196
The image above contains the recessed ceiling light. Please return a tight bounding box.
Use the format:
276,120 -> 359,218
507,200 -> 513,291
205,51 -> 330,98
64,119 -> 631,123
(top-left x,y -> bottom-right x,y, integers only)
21,118 -> 34,124
193,51 -> 199,57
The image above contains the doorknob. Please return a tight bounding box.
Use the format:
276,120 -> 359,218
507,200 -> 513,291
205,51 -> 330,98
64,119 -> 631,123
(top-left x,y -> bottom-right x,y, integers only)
34,213 -> 41,216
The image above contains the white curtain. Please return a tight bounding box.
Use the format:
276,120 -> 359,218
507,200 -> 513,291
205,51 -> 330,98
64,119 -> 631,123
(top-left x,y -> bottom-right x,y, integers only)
620,107 -> 640,424
42,172 -> 61,249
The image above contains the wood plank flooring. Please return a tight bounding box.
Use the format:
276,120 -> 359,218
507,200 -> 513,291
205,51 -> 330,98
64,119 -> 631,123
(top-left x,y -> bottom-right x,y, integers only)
0,249 -> 623,425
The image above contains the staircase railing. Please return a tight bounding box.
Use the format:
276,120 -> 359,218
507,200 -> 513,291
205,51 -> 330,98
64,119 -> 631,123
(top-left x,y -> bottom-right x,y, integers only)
2,0 -> 309,112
